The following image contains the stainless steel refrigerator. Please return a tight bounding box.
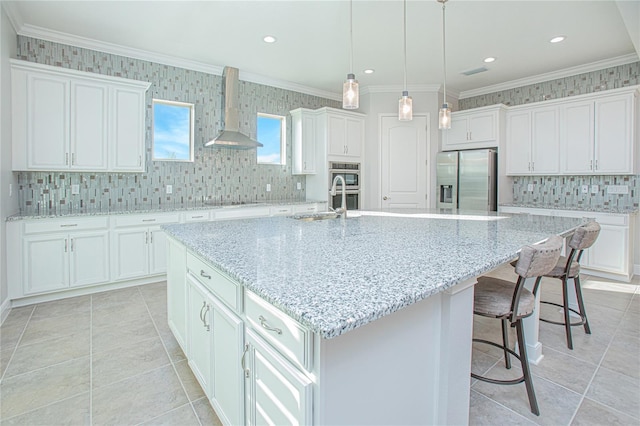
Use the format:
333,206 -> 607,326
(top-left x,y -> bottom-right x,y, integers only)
436,149 -> 497,211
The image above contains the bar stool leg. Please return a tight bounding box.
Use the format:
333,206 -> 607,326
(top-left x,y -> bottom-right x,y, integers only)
501,318 -> 512,369
573,276 -> 591,334
515,320 -> 540,416
561,277 -> 574,350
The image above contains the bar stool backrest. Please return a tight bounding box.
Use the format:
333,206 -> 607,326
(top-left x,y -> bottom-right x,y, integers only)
568,221 -> 601,251
514,235 -> 564,279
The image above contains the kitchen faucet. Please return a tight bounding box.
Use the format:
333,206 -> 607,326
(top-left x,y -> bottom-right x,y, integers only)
330,175 -> 347,217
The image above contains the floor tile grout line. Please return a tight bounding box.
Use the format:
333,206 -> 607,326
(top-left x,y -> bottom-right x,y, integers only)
137,284 -> 204,426
469,389 -> 537,425
0,390 -> 90,423
0,305 -> 35,384
132,401 -> 195,426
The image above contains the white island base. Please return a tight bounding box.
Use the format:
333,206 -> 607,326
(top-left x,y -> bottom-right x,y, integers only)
311,278 -> 476,425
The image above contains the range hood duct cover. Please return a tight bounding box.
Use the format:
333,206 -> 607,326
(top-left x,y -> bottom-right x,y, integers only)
205,66 -> 263,149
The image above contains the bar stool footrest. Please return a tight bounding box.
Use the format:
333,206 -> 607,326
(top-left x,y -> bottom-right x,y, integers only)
472,338 -> 525,386
539,300 -> 587,327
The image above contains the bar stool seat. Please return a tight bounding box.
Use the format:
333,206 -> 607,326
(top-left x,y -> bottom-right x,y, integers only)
472,235 -> 563,416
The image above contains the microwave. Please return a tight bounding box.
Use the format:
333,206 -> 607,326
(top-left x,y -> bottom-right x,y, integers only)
329,162 -> 360,190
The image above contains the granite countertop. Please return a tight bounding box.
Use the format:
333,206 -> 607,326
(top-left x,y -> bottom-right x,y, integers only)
162,209 -> 585,339
6,199 -> 324,221
500,203 -> 639,214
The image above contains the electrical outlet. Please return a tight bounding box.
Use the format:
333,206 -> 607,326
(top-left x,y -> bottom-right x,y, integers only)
581,185 -> 589,194
166,185 -> 172,194
591,185 -> 599,194
266,184 -> 271,192
71,184 -> 80,195
297,182 -> 302,190
527,183 -> 534,192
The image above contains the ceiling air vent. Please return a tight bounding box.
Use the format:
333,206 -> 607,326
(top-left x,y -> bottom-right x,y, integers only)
461,66 -> 489,76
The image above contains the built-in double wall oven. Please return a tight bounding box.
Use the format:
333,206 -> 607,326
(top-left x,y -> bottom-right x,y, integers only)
329,161 -> 360,210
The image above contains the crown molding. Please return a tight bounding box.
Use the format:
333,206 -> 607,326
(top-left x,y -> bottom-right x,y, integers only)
458,53 -> 640,99
11,22 -> 343,101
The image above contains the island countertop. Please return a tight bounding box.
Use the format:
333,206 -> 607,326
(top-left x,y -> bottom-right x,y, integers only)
163,210 -> 585,339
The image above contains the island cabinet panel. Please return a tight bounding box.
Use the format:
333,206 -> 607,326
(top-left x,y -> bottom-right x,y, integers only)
187,275 -> 214,396
167,236 -> 187,351
11,59 -> 150,172
245,328 -> 313,426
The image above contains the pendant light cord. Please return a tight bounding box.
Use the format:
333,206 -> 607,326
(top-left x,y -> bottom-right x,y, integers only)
403,0 -> 407,91
349,0 -> 354,74
441,0 -> 447,104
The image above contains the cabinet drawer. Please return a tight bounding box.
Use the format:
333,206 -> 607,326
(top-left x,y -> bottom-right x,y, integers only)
187,253 -> 241,313
293,204 -> 318,214
270,205 -> 294,216
24,217 -> 109,234
113,213 -> 180,227
245,290 -> 312,371
183,211 -> 211,222
214,206 -> 271,220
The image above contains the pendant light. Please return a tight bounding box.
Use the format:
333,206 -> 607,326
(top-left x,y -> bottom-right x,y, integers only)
343,0 -> 359,109
438,0 -> 451,129
398,0 -> 413,121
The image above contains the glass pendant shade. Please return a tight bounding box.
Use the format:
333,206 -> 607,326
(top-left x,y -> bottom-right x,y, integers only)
398,91 -> 413,121
439,103 -> 451,129
343,73 -> 359,110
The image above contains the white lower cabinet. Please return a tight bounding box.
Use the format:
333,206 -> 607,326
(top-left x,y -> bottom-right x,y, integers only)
167,236 -> 187,351
187,275 -> 214,395
244,328 -> 313,426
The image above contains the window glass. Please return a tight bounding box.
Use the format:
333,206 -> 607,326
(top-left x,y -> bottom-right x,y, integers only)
257,113 -> 285,165
152,99 -> 194,161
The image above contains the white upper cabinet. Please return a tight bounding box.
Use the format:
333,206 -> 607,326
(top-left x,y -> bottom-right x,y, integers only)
442,105 -> 505,151
11,59 -> 150,172
326,109 -> 365,159
290,108 -> 317,175
506,105 -> 560,175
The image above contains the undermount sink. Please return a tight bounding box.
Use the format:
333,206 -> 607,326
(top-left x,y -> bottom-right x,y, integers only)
290,211 -> 340,221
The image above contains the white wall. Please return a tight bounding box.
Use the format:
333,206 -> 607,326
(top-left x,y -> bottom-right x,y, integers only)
0,4 -> 18,321
359,90 -> 443,210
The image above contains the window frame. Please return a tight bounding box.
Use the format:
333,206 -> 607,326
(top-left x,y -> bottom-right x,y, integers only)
151,98 -> 195,162
257,112 -> 286,166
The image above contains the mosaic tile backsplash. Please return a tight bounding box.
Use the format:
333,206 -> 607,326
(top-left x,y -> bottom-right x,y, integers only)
511,175 -> 639,212
459,61 -> 640,109
14,36 -> 340,214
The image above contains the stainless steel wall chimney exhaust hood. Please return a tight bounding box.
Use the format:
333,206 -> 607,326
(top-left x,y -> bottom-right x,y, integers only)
205,66 -> 263,149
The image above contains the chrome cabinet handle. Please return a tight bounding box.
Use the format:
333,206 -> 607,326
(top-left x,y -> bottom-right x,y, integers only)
258,315 -> 282,335
71,153 -> 75,165
145,231 -> 148,244
149,231 -> 153,244
202,304 -> 210,331
531,161 -> 534,171
70,238 -> 74,252
199,301 -> 206,323
241,344 -> 250,378
200,270 -> 211,279
64,239 -> 68,252
65,153 -> 69,165
595,159 -> 598,170
142,219 -> 156,222
590,159 -> 593,170
60,224 -> 78,228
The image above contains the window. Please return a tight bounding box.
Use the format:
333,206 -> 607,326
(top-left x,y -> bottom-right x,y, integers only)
257,113 -> 285,165
152,99 -> 194,161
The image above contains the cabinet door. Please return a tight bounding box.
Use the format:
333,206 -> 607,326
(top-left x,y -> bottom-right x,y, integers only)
187,277 -> 213,396
211,297 -> 245,426
505,111 -> 531,175
583,224 -> 628,274
561,101 -> 594,174
23,234 -> 68,294
301,114 -> 317,173
27,73 -> 69,170
345,117 -> 363,157
148,228 -> 168,275
595,95 -> 634,174
245,330 -> 312,426
167,237 -> 188,351
111,86 -> 145,171
70,80 -> 109,170
530,107 -> 560,174
69,231 -> 110,287
443,116 -> 469,146
327,114 -> 346,156
111,228 -> 149,281
469,112 -> 496,142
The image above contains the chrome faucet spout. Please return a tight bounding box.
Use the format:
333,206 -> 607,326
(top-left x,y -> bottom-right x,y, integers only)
330,175 -> 347,217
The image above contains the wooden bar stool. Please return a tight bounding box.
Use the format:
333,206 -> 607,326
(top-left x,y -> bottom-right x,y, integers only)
539,221 -> 601,349
473,235 -> 563,416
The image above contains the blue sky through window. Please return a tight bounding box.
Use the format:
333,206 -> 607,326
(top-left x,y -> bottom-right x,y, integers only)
153,101 -> 193,161
257,114 -> 284,164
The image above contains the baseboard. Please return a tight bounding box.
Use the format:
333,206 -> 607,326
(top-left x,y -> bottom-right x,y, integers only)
0,297 -> 12,325
634,263 -> 639,279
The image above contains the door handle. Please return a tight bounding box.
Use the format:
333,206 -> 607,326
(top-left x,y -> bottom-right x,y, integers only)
383,196 -> 390,200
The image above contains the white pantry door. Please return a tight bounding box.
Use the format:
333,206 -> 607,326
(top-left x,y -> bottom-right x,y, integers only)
380,114 -> 428,208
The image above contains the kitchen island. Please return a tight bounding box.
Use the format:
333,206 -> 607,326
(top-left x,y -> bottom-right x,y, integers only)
163,210 -> 585,425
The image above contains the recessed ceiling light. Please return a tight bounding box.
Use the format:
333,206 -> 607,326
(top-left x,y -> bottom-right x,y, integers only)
363,69 -> 375,74
550,36 -> 566,43
263,35 -> 277,43
483,57 -> 496,63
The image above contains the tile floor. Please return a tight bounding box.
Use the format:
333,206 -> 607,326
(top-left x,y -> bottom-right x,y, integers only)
0,267 -> 638,425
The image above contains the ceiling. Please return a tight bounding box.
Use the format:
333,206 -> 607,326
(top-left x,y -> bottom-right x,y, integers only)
4,1 -> 638,100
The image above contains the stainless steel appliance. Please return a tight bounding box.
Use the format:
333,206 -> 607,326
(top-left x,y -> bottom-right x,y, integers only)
329,162 -> 360,210
436,149 -> 497,211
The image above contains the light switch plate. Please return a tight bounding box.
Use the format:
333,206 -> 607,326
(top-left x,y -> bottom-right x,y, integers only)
591,185 -> 599,194
607,185 -> 629,194
266,184 -> 271,192
71,184 -> 80,195
581,185 -> 588,194
297,182 -> 301,190
527,183 -> 534,192
166,185 -> 172,194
